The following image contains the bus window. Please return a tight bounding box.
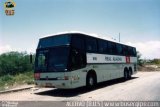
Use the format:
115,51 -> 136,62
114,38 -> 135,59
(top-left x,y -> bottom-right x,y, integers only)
133,48 -> 137,57
108,42 -> 116,54
128,47 -> 133,56
38,53 -> 47,67
48,47 -> 69,71
128,47 -> 137,57
98,39 -> 108,54
38,35 -> 71,48
35,50 -> 48,71
125,46 -> 129,56
71,35 -> 85,51
116,44 -> 123,55
112,43 -> 117,54
86,37 -> 97,53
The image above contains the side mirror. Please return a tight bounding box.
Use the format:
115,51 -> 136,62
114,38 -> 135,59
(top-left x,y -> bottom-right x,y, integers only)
30,54 -> 33,64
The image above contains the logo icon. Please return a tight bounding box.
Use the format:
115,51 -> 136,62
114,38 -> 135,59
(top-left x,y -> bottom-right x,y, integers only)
126,56 -> 130,63
4,0 -> 16,16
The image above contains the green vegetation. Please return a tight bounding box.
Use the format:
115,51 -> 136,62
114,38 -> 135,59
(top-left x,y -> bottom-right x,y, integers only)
0,71 -> 34,91
137,51 -> 160,66
0,51 -> 34,76
137,51 -> 160,71
149,59 -> 160,65
137,51 -> 143,66
0,51 -> 35,91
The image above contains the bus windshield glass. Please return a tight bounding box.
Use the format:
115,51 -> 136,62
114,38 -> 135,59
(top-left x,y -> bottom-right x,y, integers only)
38,35 -> 71,48
35,47 -> 70,72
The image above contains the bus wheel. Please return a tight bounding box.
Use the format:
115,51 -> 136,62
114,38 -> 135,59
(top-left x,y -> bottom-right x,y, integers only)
128,68 -> 132,79
128,70 -> 132,79
124,71 -> 128,80
86,74 -> 96,89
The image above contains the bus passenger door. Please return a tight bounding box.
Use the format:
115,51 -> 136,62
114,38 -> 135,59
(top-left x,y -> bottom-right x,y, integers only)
68,48 -> 87,86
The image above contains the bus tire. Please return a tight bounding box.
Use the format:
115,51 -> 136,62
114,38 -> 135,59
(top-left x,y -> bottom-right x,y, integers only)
124,70 -> 128,80
128,68 -> 132,79
86,73 -> 96,89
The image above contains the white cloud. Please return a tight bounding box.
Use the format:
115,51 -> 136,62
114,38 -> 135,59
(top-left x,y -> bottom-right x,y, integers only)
0,44 -> 12,54
0,43 -> 36,54
126,41 -> 160,59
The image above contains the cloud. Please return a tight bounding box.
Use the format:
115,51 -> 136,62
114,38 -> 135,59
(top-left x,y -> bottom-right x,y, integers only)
0,45 -> 12,54
126,41 -> 160,59
0,43 -> 36,54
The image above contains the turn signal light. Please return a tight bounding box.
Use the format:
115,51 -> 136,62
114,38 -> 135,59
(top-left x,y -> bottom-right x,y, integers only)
34,73 -> 40,80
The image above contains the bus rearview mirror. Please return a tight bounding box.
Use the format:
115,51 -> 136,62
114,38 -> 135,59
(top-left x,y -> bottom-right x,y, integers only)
30,54 -> 33,64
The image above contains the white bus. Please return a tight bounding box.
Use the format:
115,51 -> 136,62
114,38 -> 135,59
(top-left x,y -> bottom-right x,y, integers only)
34,32 -> 137,89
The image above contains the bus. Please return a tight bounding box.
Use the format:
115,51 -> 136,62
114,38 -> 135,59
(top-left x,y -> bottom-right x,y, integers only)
34,32 -> 137,89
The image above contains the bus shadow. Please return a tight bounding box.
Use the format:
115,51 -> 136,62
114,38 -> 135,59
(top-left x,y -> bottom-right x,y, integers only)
35,77 -> 138,97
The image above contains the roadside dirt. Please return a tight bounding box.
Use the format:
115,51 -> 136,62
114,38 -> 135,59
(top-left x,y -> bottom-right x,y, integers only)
138,65 -> 160,71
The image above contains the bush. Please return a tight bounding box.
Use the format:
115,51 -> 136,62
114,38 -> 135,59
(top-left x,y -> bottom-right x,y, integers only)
1,74 -> 12,81
0,51 -> 34,76
0,74 -> 15,89
0,71 -> 34,91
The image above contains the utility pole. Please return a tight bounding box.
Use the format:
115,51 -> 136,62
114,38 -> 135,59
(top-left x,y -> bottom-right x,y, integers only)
119,33 -> 120,42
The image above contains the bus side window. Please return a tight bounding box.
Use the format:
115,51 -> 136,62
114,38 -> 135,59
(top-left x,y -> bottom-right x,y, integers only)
86,37 -> 97,53
108,42 -> 113,54
116,44 -> 123,55
112,43 -> 116,55
125,46 -> 128,56
71,35 -> 85,51
98,39 -> 108,54
128,47 -> 133,56
133,48 -> 137,57
123,45 -> 128,56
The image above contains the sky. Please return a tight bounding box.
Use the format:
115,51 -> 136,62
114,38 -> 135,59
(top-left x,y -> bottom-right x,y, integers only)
0,0 -> 160,59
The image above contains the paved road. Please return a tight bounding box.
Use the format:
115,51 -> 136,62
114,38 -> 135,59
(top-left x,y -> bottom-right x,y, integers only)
0,72 -> 160,106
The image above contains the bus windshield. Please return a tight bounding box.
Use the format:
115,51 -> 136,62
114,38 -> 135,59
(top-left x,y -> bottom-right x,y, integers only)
35,47 -> 70,72
38,35 -> 71,48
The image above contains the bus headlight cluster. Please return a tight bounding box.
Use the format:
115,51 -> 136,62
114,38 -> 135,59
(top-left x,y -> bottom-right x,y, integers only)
56,76 -> 79,81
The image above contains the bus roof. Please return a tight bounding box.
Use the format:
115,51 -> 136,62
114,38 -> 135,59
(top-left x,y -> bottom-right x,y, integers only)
40,31 -> 136,48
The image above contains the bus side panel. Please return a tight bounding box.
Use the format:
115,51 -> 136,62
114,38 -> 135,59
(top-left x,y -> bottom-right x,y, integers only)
93,64 -> 124,83
64,68 -> 87,88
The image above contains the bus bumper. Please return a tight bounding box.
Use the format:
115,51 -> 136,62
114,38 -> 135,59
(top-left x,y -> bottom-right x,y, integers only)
34,80 -> 80,89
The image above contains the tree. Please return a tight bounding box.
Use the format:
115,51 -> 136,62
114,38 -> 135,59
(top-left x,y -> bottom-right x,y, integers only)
137,51 -> 143,66
150,59 -> 160,65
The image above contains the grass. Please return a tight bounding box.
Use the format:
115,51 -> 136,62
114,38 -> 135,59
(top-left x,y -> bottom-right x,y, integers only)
0,71 -> 34,91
